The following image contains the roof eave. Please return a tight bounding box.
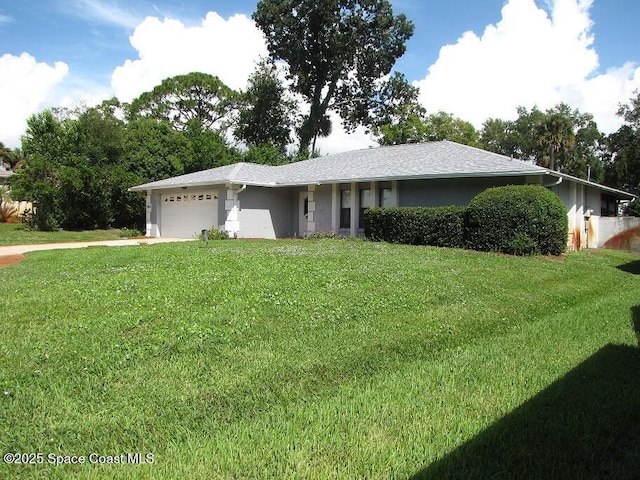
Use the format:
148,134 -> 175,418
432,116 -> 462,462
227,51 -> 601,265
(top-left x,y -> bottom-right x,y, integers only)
128,179 -> 277,192
275,170 -> 546,186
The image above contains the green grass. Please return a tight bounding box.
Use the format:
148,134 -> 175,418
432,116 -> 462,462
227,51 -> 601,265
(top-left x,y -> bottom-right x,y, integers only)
1,240 -> 639,479
0,223 -> 140,246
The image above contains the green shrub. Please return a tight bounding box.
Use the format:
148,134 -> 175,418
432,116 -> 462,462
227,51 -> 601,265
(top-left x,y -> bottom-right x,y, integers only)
118,227 -> 142,238
466,184 -> 568,255
304,231 -> 339,239
624,199 -> 640,217
364,206 -> 467,248
198,227 -> 229,241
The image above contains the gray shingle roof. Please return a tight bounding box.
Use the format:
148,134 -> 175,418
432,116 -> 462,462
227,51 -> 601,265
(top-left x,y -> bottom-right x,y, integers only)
130,141 -> 548,192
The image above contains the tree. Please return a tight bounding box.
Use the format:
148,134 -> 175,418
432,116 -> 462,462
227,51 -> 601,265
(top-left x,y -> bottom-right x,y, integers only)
479,104 -> 605,181
421,112 -> 479,146
535,111 -> 575,171
235,59 -> 298,154
10,105 -> 144,231
369,72 -> 427,145
129,72 -> 239,132
253,0 -> 414,155
604,91 -> 640,195
0,142 -> 24,171
480,118 -> 519,157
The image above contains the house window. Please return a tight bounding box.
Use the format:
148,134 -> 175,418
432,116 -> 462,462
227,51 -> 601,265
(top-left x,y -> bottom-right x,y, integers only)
380,188 -> 393,207
340,189 -> 351,228
601,195 -> 617,217
359,189 -> 373,228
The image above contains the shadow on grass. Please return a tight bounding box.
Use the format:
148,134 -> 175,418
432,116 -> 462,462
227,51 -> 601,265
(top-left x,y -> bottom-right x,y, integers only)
411,342 -> 640,479
617,259 -> 640,275
633,306 -> 640,347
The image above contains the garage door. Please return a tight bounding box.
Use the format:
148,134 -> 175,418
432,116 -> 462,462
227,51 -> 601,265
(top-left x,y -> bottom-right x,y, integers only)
160,191 -> 218,238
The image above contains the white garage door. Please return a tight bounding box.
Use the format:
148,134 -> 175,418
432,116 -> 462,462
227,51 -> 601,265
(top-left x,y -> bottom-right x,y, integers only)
160,191 -> 218,238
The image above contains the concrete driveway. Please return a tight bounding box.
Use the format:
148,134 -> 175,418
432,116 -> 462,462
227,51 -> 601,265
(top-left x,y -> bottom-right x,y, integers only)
0,237 -> 195,256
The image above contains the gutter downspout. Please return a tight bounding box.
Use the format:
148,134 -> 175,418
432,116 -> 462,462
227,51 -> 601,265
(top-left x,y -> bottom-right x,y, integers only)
543,175 -> 563,188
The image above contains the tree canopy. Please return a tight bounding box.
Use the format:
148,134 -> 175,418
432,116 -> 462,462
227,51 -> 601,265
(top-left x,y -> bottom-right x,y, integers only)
129,72 -> 239,132
235,59 -> 298,153
604,91 -> 640,196
253,0 -> 414,155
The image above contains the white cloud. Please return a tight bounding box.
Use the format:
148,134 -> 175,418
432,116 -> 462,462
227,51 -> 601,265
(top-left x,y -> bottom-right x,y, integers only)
111,12 -> 269,102
0,53 -> 68,148
414,0 -> 640,134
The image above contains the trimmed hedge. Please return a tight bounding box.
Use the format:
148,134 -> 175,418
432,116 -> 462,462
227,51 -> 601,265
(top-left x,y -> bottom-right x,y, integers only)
466,184 -> 568,255
364,206 -> 467,248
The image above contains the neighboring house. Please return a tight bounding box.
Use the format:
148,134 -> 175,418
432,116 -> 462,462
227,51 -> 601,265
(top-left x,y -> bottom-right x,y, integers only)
0,168 -> 12,186
129,141 -> 637,250
0,169 -> 32,217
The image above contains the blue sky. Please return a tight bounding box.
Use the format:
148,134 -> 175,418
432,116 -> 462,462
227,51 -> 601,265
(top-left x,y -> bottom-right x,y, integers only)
1,0 -> 640,152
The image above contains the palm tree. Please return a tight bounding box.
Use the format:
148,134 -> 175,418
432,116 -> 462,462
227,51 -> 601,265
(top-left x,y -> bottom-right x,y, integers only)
536,113 -> 575,171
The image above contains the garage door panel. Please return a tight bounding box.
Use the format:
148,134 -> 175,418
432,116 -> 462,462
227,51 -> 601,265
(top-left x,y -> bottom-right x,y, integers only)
160,191 -> 218,238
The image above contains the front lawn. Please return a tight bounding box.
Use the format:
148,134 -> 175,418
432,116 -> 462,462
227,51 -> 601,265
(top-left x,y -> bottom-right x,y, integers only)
0,223 -> 140,246
1,240 -> 638,478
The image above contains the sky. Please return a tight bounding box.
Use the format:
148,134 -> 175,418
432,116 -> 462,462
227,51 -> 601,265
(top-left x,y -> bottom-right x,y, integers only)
1,0 -> 640,155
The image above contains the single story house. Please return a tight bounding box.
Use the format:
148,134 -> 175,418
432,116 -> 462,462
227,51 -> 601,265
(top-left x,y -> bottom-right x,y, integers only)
0,168 -> 12,185
130,140 -> 637,250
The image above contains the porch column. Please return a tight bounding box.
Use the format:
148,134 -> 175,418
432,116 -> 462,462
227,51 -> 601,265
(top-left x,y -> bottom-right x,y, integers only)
350,182 -> 358,237
307,184 -> 316,234
145,190 -> 152,237
331,183 -> 339,234
224,184 -> 241,238
391,180 -> 400,207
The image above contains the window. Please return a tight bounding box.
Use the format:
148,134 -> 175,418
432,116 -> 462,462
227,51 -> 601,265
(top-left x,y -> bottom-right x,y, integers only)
340,189 -> 351,228
359,189 -> 373,227
379,188 -> 393,207
601,195 -> 617,217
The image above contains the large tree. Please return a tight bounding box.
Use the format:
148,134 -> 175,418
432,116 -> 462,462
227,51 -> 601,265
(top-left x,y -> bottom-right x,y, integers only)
235,59 -> 298,154
129,72 -> 239,132
605,91 -> 640,196
253,0 -> 414,155
479,104 -> 604,181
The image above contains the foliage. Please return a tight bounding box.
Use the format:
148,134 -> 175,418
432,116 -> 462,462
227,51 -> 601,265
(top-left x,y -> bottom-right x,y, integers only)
0,186 -> 18,222
364,206 -> 467,248
0,241 -> 638,478
624,199 -> 640,216
253,0 -> 414,154
123,117 -> 187,180
480,104 -> 605,182
235,59 -> 297,152
371,83 -> 479,147
535,111 -> 576,171
604,91 -> 640,195
129,72 -> 239,132
466,184 -> 568,255
242,142 -> 291,165
0,141 -> 24,170
198,226 -> 230,241
183,123 -> 242,173
304,231 -> 339,239
118,227 -> 142,238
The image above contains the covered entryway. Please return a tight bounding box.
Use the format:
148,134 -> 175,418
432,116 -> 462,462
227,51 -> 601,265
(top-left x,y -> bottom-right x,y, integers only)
160,190 -> 218,238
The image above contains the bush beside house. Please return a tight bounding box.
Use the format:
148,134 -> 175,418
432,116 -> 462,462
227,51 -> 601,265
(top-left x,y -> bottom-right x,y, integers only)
364,185 -> 569,256
364,206 -> 466,248
466,185 -> 568,255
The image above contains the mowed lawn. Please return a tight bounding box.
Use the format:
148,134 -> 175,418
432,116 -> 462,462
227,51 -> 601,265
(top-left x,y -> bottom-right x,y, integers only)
1,239 -> 639,479
0,223 -> 139,246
